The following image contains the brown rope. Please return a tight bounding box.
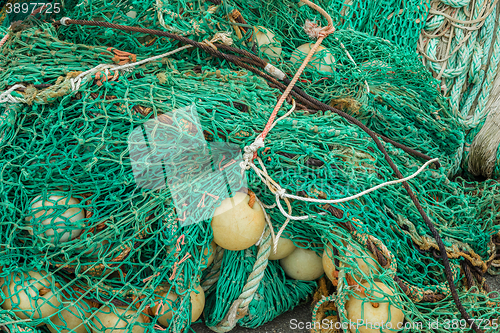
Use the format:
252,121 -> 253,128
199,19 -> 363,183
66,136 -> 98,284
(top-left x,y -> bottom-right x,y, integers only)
39,287 -> 50,296
247,190 -> 256,209
462,260 -> 476,290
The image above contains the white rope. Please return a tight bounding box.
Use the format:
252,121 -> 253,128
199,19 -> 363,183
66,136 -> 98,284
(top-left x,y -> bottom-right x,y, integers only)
272,158 -> 439,204
245,154 -> 439,250
274,191 -> 328,221
0,84 -> 26,104
70,45 -> 193,92
114,45 -> 193,71
267,99 -> 296,134
240,138 -> 265,170
70,64 -> 109,92
255,196 -> 280,254
240,100 -> 297,171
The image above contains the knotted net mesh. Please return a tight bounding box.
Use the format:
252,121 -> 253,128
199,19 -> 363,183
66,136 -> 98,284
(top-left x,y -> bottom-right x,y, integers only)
0,1 -> 499,333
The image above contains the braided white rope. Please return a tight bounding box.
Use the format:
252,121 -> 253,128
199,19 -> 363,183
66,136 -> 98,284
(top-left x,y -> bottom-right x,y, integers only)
250,158 -> 438,218
208,223 -> 271,332
0,84 -> 26,104
201,246 -> 224,292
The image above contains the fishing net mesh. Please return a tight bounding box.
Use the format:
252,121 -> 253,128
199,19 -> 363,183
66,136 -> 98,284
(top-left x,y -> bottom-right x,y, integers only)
0,0 -> 499,333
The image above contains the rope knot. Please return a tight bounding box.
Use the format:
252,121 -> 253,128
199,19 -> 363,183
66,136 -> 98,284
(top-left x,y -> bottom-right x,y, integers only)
201,31 -> 234,51
241,137 -> 264,170
276,188 -> 286,198
319,25 -> 336,38
303,20 -> 335,39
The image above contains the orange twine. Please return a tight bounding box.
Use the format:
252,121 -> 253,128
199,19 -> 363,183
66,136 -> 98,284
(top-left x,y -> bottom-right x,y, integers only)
253,0 -> 335,159
107,47 -> 137,65
0,31 -> 9,48
95,70 -> 120,86
169,252 -> 192,281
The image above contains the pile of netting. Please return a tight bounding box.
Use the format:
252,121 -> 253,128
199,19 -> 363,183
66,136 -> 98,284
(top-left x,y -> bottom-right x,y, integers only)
0,1 -> 500,333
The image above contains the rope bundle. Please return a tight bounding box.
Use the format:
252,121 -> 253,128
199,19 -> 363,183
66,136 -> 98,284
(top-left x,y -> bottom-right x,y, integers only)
418,0 -> 500,129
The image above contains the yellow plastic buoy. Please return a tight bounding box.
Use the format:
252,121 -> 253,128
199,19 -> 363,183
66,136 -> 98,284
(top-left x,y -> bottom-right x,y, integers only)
201,241 -> 217,270
190,285 -> 205,322
26,194 -> 85,244
2,270 -> 61,321
211,192 -> 266,251
323,243 -> 380,282
152,289 -> 177,325
346,281 -> 404,333
268,237 -> 296,260
47,301 -> 90,333
92,306 -> 145,333
152,285 -> 205,326
280,248 -> 324,280
345,244 -> 380,278
254,26 -> 282,59
322,243 -> 337,284
290,43 -> 335,73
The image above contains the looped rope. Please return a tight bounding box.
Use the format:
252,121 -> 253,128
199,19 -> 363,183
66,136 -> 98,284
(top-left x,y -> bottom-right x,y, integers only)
246,154 -> 439,256
257,0 -> 335,147
240,137 -> 264,170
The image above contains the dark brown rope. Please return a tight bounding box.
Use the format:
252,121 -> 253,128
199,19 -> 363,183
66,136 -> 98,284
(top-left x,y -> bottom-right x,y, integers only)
462,260 -> 476,290
56,19 -> 435,164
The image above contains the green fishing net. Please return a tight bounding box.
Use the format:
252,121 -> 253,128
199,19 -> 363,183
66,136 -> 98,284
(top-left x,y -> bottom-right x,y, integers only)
322,0 -> 430,51
0,1 -> 499,333
55,0 -> 464,175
